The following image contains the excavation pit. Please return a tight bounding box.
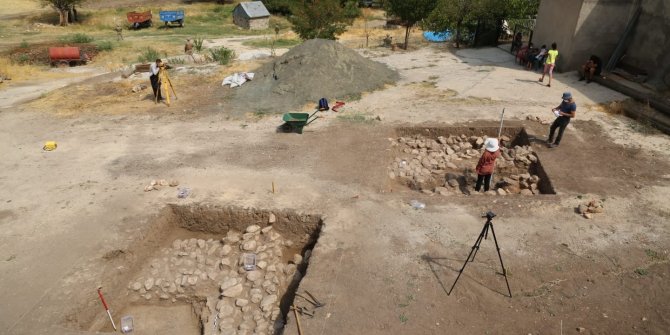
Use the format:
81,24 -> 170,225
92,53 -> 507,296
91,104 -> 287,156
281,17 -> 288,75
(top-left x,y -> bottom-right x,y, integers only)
390,126 -> 555,195
81,204 -> 323,335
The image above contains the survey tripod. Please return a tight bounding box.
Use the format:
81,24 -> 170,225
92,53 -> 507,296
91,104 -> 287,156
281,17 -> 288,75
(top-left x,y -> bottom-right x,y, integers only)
155,65 -> 177,106
448,211 -> 512,297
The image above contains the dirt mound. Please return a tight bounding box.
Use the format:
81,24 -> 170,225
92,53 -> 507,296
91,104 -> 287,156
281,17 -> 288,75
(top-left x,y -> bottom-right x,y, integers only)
231,39 -> 398,114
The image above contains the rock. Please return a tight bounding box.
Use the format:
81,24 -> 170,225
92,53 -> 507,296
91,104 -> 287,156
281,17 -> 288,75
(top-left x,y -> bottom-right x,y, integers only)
220,245 -> 232,256
144,278 -> 155,291
236,298 -> 249,307
242,240 -> 257,251
520,189 -> 534,196
500,135 -> 511,142
485,190 -> 497,196
218,304 -> 235,317
220,278 -> 237,290
589,206 -> 604,214
577,204 -> 589,214
144,293 -> 152,300
246,225 -> 261,234
445,179 -> 458,188
577,327 -> 586,333
261,226 -> 272,234
187,276 -> 198,286
197,239 -> 206,249
132,282 -> 142,291
160,293 -> 169,300
260,294 -> 278,312
247,271 -> 263,282
285,263 -> 297,276
222,283 -> 244,297
446,162 -> 457,169
257,260 -> 268,269
520,173 -> 531,181
168,180 -> 179,187
496,188 -> 507,196
131,84 -> 147,93
251,293 -> 263,304
292,254 -> 303,265
435,187 -> 449,196
583,213 -> 593,219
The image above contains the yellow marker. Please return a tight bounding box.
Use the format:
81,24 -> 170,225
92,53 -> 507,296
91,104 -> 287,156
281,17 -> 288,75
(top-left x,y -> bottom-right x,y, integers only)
43,141 -> 57,151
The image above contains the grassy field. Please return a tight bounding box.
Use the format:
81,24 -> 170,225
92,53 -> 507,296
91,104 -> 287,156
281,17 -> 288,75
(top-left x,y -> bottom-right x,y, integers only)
0,2 -> 293,81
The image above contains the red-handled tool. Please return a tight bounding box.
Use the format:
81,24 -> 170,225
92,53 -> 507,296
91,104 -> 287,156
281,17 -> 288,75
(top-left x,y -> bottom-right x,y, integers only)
97,287 -> 117,331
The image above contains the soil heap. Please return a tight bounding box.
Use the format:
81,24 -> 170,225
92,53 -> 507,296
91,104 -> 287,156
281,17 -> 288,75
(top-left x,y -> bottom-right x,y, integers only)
231,39 -> 398,113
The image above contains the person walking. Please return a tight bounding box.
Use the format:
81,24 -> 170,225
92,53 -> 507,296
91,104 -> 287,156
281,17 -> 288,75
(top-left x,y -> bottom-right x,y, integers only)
539,42 -> 558,87
474,138 -> 501,192
547,92 -> 577,148
150,58 -> 163,102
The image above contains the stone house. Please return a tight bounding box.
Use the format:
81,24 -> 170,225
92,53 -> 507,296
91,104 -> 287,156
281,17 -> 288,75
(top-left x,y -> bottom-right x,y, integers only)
233,1 -> 270,30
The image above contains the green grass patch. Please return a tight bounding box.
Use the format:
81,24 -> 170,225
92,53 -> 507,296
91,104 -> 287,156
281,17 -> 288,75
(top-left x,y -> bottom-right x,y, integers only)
634,268 -> 648,276
242,38 -> 301,48
95,40 -> 114,51
59,33 -> 94,44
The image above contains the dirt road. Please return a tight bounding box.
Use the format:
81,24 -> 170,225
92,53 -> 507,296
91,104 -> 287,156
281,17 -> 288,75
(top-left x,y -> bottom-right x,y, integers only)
1,44 -> 669,335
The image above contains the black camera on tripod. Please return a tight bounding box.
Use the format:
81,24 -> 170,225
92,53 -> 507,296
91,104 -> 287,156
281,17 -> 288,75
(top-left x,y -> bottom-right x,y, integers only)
483,211 -> 496,220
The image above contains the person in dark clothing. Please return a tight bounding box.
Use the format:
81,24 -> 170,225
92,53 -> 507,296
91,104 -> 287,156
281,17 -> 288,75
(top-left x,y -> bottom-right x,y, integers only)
547,92 -> 577,148
149,59 -> 163,101
474,138 -> 501,192
579,55 -> 602,83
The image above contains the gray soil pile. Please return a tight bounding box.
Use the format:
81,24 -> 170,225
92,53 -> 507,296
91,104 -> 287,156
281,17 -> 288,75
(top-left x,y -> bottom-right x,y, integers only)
231,39 -> 398,113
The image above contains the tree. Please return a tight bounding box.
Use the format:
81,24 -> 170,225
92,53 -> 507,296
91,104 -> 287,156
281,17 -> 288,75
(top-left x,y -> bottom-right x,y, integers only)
385,0 -> 438,50
289,0 -> 358,40
39,0 -> 85,26
425,0 -> 480,48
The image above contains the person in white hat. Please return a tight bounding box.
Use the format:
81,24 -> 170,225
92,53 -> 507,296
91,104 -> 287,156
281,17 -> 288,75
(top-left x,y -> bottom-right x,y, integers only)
547,91 -> 576,148
474,138 -> 501,192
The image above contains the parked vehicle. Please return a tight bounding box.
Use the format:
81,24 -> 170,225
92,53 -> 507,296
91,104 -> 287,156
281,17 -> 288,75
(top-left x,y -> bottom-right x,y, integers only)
159,10 -> 185,27
48,47 -> 88,67
127,11 -> 152,29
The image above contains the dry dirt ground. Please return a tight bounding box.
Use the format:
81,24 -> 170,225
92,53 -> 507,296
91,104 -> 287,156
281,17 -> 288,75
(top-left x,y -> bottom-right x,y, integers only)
1,39 -> 670,335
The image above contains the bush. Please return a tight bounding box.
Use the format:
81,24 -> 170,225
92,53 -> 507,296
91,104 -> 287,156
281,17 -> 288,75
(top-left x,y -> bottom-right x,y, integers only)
20,40 -> 29,48
194,36 -> 205,52
96,41 -> 114,51
60,33 -> 94,44
137,47 -> 161,63
210,47 -> 235,65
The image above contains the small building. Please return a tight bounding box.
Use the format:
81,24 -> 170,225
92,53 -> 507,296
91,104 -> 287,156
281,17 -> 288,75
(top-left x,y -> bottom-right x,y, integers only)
233,1 -> 270,30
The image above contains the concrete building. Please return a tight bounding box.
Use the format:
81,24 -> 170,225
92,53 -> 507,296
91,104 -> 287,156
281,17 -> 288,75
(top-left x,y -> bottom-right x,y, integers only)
233,1 -> 270,30
533,0 -> 670,90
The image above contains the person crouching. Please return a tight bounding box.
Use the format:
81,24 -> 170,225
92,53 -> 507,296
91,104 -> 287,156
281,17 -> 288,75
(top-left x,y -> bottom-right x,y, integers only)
474,138 -> 501,192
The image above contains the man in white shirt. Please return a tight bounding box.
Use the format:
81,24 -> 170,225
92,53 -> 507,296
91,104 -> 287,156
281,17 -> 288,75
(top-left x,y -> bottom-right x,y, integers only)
150,59 -> 163,101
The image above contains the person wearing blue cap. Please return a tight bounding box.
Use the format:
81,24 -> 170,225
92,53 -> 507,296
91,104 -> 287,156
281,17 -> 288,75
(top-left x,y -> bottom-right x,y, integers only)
547,92 -> 576,148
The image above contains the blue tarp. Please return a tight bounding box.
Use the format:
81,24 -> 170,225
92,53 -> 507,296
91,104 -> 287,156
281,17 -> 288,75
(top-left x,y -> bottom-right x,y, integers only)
423,31 -> 452,42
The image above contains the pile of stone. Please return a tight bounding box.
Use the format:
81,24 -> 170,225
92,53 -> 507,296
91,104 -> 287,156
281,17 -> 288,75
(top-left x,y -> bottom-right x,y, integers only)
526,114 -> 552,125
127,224 -> 305,335
577,199 -> 605,219
387,134 -> 542,195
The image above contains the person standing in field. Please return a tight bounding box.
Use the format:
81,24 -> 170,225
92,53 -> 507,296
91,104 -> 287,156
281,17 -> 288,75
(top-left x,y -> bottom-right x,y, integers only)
539,42 -> 558,87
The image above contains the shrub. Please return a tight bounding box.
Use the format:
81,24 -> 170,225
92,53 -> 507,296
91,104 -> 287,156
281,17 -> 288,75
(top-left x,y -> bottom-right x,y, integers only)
210,47 -> 235,65
20,40 -> 29,48
96,41 -> 114,51
137,47 -> 161,63
194,36 -> 205,52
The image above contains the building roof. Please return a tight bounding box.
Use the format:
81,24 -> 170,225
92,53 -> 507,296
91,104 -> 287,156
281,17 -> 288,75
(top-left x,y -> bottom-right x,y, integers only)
237,1 -> 270,18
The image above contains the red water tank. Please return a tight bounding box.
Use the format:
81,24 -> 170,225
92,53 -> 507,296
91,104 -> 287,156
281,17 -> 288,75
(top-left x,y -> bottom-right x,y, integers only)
48,47 -> 81,61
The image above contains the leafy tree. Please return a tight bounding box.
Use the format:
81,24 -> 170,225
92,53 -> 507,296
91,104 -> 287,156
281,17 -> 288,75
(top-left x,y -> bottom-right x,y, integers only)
425,0 -> 481,48
289,0 -> 358,40
265,0 -> 293,15
385,0 -> 438,50
39,0 -> 85,26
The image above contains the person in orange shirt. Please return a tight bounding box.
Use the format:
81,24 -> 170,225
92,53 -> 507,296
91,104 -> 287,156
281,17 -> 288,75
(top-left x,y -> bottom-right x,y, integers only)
539,42 -> 558,87
474,138 -> 501,192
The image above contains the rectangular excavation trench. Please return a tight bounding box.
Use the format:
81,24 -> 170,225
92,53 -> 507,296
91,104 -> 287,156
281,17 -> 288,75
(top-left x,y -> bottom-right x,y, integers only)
78,205 -> 323,335
391,126 -> 555,195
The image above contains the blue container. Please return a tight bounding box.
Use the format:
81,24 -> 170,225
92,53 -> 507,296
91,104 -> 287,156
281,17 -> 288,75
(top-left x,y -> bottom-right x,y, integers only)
159,10 -> 185,27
